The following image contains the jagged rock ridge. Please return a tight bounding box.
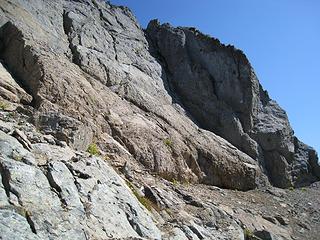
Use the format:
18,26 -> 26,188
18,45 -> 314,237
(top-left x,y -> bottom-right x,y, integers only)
0,0 -> 319,239
0,0 -> 318,190
145,20 -> 319,188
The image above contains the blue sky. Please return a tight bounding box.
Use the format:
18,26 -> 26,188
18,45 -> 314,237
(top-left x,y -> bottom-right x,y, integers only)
111,0 -> 320,154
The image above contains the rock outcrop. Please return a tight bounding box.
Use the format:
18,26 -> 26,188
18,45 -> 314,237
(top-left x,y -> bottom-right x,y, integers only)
0,113 -> 161,239
1,0 -> 317,190
145,20 -> 319,188
0,0 -> 269,190
0,0 -> 319,239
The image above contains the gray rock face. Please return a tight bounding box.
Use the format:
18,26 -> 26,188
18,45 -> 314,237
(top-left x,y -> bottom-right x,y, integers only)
0,0 -> 319,238
0,0 -> 267,190
0,210 -> 41,240
32,111 -> 94,151
146,19 -> 319,188
0,0 -> 318,189
0,62 -> 32,104
1,109 -> 260,240
0,128 -> 161,239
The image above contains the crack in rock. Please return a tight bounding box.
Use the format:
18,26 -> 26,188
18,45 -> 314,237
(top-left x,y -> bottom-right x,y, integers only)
25,210 -> 37,234
64,162 -> 91,179
0,159 -> 37,234
45,164 -> 68,208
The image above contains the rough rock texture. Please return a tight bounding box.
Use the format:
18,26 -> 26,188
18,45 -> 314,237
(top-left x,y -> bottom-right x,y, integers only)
0,114 -> 161,239
0,109 -> 319,240
146,20 -> 319,188
0,0 -> 270,190
0,62 -> 32,104
0,0 -> 319,239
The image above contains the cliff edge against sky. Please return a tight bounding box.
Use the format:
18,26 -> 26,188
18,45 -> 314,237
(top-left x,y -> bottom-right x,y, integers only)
0,0 -> 319,239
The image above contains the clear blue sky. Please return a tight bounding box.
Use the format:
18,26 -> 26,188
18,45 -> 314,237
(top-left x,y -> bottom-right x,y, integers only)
111,0 -> 320,154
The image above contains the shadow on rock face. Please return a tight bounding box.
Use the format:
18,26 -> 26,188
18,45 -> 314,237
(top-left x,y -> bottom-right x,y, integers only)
145,19 -> 320,189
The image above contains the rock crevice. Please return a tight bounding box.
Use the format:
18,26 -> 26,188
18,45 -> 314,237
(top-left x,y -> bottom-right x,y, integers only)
0,1 -> 319,239
0,22 -> 43,108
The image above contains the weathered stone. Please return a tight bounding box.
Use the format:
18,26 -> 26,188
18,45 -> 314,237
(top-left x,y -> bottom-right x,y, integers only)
275,215 -> 289,226
0,130 -> 162,239
0,210 -> 40,240
0,0 -> 317,191
0,0 -> 319,239
0,62 -> 32,104
254,229 -> 281,240
0,172 -> 8,207
146,19 -> 319,188
32,112 -> 93,151
32,143 -> 75,165
235,209 -> 293,240
0,130 -> 36,165
11,129 -> 32,151
167,227 -> 189,240
65,156 -> 162,239
0,119 -> 14,133
0,0 -> 269,190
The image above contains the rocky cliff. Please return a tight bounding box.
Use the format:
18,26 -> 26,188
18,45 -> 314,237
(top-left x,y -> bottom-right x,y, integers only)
0,0 -> 319,239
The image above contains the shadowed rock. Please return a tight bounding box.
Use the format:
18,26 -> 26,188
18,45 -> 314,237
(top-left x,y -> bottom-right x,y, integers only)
146,19 -> 319,188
